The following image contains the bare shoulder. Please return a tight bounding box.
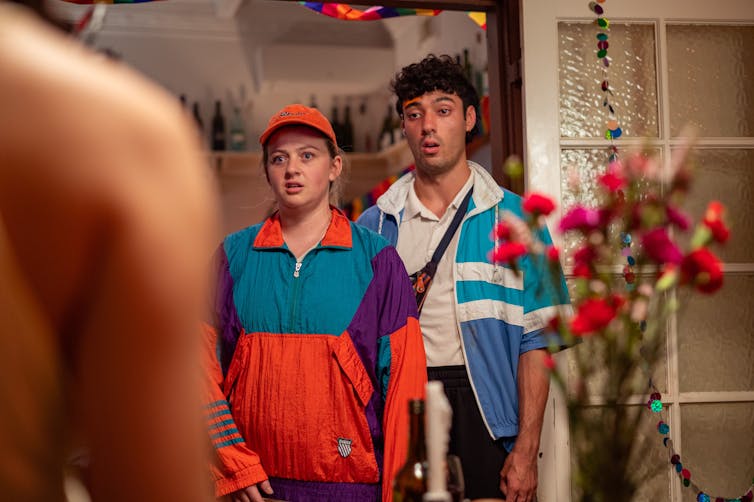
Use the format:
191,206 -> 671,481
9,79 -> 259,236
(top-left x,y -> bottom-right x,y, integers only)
0,6 -> 216,234
0,6 -> 208,199
0,7 -> 217,314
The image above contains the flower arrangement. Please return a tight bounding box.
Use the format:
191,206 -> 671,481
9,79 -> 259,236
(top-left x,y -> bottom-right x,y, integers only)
492,143 -> 731,502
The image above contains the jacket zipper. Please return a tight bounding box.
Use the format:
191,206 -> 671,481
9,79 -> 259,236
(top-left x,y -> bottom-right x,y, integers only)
288,260 -> 303,331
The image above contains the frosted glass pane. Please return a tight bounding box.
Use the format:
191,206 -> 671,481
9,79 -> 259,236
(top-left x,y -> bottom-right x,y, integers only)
678,274 -> 754,393
560,148 -> 659,260
668,25 -> 754,137
680,403 -> 754,501
569,406 -> 670,501
559,22 -> 658,138
676,148 -> 754,263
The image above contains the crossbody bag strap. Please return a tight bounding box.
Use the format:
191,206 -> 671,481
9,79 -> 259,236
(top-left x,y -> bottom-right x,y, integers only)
411,186 -> 473,313
429,186 -> 473,267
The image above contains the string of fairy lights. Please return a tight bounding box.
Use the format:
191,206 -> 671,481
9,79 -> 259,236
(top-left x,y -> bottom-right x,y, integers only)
592,2 -> 754,500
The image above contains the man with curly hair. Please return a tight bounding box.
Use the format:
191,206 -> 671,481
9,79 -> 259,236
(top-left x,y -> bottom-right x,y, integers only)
358,54 -> 568,502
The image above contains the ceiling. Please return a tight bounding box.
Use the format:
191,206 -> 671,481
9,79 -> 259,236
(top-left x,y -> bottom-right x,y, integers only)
49,0 -> 402,94
50,0 -> 394,48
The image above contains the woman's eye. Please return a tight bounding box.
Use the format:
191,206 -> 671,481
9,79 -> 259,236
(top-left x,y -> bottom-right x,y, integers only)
302,152 -> 314,160
406,112 -> 421,120
271,155 -> 286,164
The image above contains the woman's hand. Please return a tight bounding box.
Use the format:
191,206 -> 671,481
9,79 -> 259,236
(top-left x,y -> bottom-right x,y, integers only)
227,479 -> 274,502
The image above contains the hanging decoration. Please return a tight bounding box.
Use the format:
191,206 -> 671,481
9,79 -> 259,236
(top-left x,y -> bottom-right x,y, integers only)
299,2 -> 440,21
63,0 -> 156,4
592,2 -> 754,500
299,2 -> 486,30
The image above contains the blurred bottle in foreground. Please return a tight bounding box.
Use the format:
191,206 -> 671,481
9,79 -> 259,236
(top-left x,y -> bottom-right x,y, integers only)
393,399 -> 427,502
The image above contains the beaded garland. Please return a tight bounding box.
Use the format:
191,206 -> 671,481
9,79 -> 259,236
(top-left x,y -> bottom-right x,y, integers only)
594,2 -> 754,500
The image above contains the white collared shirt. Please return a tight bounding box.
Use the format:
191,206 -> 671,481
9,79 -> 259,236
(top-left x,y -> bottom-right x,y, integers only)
395,174 -> 474,367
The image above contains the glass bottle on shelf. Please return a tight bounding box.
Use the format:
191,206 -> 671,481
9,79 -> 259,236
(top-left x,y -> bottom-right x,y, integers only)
462,48 -> 472,81
378,104 -> 395,151
211,100 -> 226,151
229,107 -> 246,151
342,102 -> 354,152
330,99 -> 343,149
393,399 -> 427,502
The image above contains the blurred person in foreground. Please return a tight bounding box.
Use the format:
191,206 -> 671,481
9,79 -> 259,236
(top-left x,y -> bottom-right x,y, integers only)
0,3 -> 217,500
358,55 -> 570,502
202,104 -> 427,502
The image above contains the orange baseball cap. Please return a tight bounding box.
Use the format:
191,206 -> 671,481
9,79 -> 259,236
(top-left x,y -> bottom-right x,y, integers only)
259,104 -> 338,148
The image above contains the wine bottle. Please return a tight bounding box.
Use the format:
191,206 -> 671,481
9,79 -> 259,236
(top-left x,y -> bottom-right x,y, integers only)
211,100 -> 226,151
462,48 -> 472,81
342,103 -> 354,152
229,106 -> 246,151
393,399 -> 427,502
330,101 -> 343,148
378,104 -> 395,150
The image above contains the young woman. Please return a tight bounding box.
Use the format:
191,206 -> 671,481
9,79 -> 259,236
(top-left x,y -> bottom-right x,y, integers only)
203,104 -> 426,502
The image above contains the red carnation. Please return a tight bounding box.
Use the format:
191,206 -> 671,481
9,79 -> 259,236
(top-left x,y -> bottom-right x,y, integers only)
573,262 -> 592,278
523,192 -> 556,216
543,353 -> 556,370
494,221 -> 511,240
546,245 -> 560,263
598,161 -> 627,192
702,201 -> 730,243
491,242 -> 527,264
681,248 -> 723,294
570,296 -> 622,336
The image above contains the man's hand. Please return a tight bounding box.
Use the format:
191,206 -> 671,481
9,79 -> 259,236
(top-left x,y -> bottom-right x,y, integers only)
228,480 -> 274,502
499,447 -> 538,502
500,348 -> 549,502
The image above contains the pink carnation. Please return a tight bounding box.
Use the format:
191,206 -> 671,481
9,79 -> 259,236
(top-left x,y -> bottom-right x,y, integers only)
666,206 -> 691,231
641,228 -> 683,265
559,206 -> 604,233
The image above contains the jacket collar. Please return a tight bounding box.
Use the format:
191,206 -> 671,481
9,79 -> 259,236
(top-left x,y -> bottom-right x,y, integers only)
375,160 -> 504,219
253,207 -> 353,249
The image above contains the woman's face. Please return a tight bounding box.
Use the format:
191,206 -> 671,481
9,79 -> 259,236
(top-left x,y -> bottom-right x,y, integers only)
265,126 -> 342,214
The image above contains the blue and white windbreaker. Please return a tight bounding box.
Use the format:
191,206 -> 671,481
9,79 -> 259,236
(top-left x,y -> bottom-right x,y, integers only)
357,161 -> 570,448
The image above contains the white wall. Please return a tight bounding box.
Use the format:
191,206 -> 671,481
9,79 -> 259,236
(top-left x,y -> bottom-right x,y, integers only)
90,7 -> 486,154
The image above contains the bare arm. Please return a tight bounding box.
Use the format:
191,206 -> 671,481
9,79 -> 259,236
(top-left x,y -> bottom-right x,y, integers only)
500,348 -> 550,502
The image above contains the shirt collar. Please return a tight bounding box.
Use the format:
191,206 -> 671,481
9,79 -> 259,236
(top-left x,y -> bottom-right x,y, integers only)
253,207 -> 352,249
403,171 -> 474,223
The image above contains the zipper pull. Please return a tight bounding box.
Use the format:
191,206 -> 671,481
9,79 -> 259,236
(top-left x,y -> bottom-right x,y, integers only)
293,262 -> 302,278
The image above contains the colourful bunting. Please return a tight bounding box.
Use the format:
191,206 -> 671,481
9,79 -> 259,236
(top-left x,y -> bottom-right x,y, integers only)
299,2 -> 486,30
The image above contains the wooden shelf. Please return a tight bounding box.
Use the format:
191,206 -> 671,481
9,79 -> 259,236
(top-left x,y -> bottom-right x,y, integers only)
206,140 -> 413,203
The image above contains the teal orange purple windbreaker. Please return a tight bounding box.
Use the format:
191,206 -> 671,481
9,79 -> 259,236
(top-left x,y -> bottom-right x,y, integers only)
203,208 -> 427,501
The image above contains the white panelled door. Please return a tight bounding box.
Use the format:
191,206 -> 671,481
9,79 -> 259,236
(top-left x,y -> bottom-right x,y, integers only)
522,1 -> 754,501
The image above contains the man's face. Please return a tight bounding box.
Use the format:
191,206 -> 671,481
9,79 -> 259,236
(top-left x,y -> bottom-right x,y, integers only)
401,91 -> 476,178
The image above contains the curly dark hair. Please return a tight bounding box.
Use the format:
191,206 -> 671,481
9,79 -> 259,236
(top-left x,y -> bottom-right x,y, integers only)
390,54 -> 480,143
